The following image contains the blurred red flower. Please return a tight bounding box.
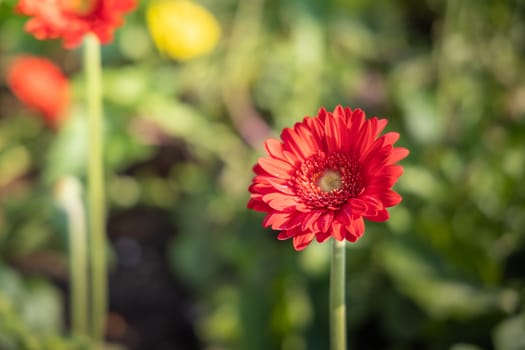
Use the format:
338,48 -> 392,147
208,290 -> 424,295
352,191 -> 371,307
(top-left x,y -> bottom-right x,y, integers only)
16,0 -> 136,48
248,106 -> 409,251
7,56 -> 70,128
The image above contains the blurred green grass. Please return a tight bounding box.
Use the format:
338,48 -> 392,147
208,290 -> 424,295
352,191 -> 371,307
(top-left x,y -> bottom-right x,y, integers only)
0,0 -> 524,349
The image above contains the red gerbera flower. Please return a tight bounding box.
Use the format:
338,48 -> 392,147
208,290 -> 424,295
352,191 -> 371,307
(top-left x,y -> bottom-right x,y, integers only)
248,105 -> 409,251
16,0 -> 136,48
6,55 -> 70,128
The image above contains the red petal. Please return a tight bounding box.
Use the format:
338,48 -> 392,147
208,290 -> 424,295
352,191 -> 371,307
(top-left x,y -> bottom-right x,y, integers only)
390,147 -> 409,164
380,190 -> 402,207
247,198 -> 271,212
305,115 -> 325,146
315,230 -> 332,243
294,123 -> 320,157
359,136 -> 381,164
349,198 -> 368,216
325,110 -> 344,152
263,212 -> 301,229
336,205 -> 353,226
347,108 -> 365,131
266,178 -> 295,195
292,232 -> 316,251
361,195 -> 384,211
332,222 -> 345,241
354,117 -> 374,158
264,138 -> 287,161
258,157 -> 294,179
317,107 -> 329,124
277,230 -> 294,240
281,125 -> 315,159
315,210 -> 334,233
262,192 -> 300,211
364,164 -> 404,192
333,105 -> 345,119
382,132 -> 400,145
388,164 -> 405,178
252,163 -> 266,175
363,145 -> 393,176
365,209 -> 389,222
372,118 -> 388,138
301,210 -> 324,231
249,182 -> 273,194
346,216 -> 365,241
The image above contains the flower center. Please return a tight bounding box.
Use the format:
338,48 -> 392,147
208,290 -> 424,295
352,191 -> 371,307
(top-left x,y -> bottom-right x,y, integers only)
60,0 -> 99,16
293,152 -> 363,210
318,170 -> 342,192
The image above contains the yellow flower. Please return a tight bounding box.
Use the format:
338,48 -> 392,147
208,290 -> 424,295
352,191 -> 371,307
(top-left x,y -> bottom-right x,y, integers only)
147,0 -> 220,61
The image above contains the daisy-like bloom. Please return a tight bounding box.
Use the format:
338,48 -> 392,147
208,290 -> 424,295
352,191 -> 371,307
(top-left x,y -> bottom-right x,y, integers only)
248,106 -> 409,251
16,0 -> 136,48
6,55 -> 70,128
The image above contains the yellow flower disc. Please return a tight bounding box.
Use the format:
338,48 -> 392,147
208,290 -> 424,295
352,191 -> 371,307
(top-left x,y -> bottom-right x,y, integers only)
147,0 -> 220,61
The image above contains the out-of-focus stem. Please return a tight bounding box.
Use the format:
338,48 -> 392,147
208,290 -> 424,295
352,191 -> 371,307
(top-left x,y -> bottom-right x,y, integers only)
84,33 -> 107,343
330,239 -> 346,350
55,177 -> 88,337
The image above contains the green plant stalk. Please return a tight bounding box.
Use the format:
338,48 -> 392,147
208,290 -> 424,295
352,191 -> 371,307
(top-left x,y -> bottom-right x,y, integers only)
84,33 -> 107,342
61,178 -> 89,337
330,239 -> 346,350
69,190 -> 89,337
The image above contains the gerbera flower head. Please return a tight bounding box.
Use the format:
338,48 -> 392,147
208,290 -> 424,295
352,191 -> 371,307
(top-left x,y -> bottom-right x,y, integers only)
15,0 -> 137,48
6,55 -> 70,129
248,106 -> 409,251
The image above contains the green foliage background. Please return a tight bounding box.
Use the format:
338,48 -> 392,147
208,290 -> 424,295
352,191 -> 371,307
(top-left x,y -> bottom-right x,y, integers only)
0,0 -> 524,349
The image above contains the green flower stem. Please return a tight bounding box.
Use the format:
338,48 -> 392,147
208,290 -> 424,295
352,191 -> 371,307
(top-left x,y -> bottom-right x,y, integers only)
330,239 -> 346,350
84,33 -> 107,343
69,187 -> 88,337
58,177 -> 89,337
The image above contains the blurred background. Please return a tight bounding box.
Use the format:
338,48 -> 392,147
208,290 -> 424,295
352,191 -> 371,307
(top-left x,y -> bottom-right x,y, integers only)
0,0 -> 525,349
